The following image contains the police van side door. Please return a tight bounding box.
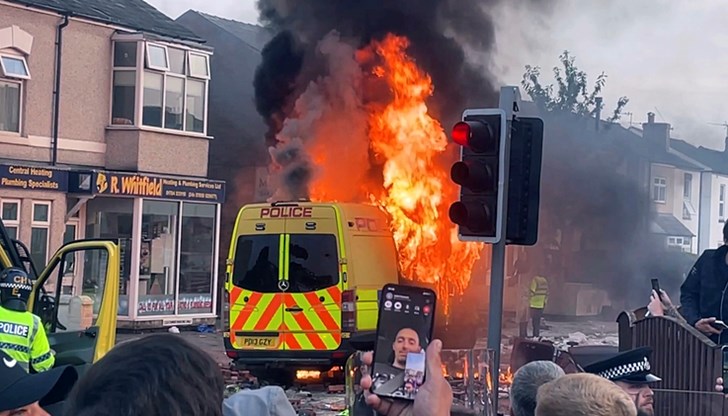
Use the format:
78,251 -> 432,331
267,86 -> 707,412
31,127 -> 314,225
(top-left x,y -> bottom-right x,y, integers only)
29,239 -> 120,375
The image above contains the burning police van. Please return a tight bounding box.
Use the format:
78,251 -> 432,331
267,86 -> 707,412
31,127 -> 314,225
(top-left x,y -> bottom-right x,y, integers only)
223,201 -> 400,377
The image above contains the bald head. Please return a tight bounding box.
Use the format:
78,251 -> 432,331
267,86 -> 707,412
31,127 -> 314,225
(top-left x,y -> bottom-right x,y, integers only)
392,328 -> 421,368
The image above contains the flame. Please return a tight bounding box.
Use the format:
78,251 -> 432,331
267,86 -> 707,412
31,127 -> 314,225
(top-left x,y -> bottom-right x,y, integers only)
296,370 -> 321,380
498,366 -> 514,386
308,34 -> 482,309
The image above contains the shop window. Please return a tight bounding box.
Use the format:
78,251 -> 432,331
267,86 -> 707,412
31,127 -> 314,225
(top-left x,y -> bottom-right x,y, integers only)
85,198 -> 134,316
0,199 -> 20,239
139,200 -> 179,316
233,234 -> 280,293
179,203 -> 216,314
0,79 -> 21,133
61,222 -> 78,295
30,201 -> 51,268
109,38 -> 210,135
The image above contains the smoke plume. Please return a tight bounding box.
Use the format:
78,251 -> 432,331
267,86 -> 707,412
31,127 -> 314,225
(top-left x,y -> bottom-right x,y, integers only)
253,0 -> 502,199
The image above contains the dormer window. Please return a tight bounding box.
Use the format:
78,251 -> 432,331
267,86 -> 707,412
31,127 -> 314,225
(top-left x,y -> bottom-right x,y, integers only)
110,36 -> 211,136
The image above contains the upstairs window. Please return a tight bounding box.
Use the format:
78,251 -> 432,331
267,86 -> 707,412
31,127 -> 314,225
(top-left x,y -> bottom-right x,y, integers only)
0,54 -> 30,79
110,39 -> 210,135
652,177 -> 667,203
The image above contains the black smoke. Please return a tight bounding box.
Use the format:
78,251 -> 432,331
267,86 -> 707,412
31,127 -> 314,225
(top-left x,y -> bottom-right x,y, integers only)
253,0 -> 503,146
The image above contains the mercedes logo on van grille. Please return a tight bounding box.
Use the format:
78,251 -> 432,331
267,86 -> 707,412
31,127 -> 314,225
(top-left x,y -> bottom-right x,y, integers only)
278,280 -> 290,291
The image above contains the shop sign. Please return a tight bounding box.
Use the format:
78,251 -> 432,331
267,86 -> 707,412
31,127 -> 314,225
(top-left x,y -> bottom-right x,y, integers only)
92,171 -> 225,203
137,294 -> 213,316
0,164 -> 68,192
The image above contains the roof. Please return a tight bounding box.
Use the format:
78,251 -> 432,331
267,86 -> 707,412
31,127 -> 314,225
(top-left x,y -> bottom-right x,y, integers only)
8,0 -> 203,42
627,126 -> 705,171
670,139 -> 728,175
193,12 -> 271,51
650,213 -> 694,237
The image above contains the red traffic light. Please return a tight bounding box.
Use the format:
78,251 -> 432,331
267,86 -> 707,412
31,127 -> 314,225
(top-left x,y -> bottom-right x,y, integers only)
449,201 -> 493,233
450,120 -> 496,153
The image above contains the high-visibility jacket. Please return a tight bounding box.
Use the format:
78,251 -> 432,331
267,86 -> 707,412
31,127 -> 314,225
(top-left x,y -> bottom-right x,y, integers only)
529,275 -> 549,309
0,305 -> 54,372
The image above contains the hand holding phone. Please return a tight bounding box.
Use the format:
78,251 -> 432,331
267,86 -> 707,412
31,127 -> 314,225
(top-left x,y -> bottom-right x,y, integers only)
651,278 -> 662,301
370,284 -> 436,401
713,320 -> 728,331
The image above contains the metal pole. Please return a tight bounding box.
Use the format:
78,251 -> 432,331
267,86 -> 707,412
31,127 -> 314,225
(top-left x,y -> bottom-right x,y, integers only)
487,86 -> 519,413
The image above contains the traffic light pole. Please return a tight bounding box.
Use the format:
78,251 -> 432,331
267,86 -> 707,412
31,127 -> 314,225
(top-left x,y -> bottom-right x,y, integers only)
487,86 -> 520,413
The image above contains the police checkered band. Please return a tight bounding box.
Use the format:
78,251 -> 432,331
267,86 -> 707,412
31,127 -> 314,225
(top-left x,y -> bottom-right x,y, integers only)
0,281 -> 32,292
597,357 -> 651,380
0,342 -> 31,354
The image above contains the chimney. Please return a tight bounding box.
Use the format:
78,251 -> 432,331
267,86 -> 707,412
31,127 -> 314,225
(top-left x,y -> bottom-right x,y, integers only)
642,112 -> 671,151
595,97 -> 603,131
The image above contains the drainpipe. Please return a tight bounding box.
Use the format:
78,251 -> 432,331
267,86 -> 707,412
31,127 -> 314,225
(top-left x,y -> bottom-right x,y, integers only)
51,13 -> 70,166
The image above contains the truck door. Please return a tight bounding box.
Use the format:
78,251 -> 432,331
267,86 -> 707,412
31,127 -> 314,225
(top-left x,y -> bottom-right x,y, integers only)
282,207 -> 343,351
228,212 -> 285,351
28,239 -> 120,376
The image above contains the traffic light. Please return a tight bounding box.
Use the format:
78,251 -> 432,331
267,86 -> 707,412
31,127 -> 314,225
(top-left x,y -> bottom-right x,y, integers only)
448,109 -> 507,243
505,117 -> 544,246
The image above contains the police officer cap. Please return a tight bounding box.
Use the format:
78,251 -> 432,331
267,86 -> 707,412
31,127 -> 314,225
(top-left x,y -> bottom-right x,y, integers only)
582,346 -> 661,384
0,267 -> 33,295
0,350 -> 77,412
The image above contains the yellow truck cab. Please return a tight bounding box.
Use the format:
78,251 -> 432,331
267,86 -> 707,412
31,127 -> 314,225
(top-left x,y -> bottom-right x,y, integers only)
0,218 -> 120,376
224,201 -> 399,374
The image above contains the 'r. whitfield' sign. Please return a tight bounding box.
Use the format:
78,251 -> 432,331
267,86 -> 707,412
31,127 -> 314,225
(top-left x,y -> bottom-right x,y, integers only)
95,171 -> 225,203
0,164 -> 68,192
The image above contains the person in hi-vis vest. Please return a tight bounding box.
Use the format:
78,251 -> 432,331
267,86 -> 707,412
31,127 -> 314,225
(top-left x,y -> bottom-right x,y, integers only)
528,273 -> 549,338
0,267 -> 54,372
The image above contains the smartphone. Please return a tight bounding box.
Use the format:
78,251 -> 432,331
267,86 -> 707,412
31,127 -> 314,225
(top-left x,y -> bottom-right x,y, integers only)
651,278 -> 662,300
713,320 -> 728,331
370,284 -> 436,401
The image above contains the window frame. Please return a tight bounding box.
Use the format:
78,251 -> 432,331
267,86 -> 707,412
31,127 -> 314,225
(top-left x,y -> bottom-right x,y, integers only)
30,200 -> 51,266
652,177 -> 667,203
0,53 -> 31,80
0,199 -> 21,239
187,52 -> 210,80
145,43 -> 170,72
0,78 -> 23,134
683,173 -> 692,199
720,184 -> 726,221
109,38 -> 210,136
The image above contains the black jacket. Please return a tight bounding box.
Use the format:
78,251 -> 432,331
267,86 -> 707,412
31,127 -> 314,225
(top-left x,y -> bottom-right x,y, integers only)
680,245 -> 728,344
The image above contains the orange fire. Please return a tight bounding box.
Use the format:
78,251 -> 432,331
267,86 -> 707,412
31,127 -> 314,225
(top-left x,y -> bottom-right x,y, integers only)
499,366 -> 514,386
311,34 -> 483,309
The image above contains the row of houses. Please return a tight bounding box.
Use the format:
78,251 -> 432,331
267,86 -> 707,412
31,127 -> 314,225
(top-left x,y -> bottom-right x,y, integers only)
0,0 -> 724,326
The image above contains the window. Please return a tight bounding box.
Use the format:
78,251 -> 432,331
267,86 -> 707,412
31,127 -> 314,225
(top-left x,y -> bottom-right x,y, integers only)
142,71 -> 163,127
0,80 -> 20,132
188,52 -> 210,79
138,200 -> 179,316
30,201 -> 51,268
145,43 -> 169,72
0,199 -> 20,240
186,79 -> 205,133
652,177 -> 667,203
233,234 -> 280,293
287,234 -> 339,293
110,39 -> 210,135
720,184 -> 725,221
684,173 -> 692,199
179,203 -> 216,314
0,54 -> 30,79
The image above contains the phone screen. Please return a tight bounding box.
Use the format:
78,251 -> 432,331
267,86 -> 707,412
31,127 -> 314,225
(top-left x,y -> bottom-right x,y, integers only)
370,284 -> 436,401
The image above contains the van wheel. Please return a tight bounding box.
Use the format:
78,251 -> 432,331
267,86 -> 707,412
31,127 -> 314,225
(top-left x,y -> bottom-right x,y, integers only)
253,368 -> 295,389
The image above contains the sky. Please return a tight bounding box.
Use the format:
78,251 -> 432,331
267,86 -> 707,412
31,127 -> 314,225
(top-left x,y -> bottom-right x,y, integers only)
146,0 -> 728,151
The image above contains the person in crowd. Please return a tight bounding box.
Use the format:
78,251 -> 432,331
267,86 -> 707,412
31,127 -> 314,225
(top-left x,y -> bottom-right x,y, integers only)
680,221 -> 728,343
371,327 -> 424,398
509,252 -> 532,338
510,361 -> 565,416
646,289 -> 687,324
0,349 -> 77,416
360,339 -> 453,416
583,347 -> 659,416
0,267 -> 55,372
535,373 -> 637,416
64,334 -> 225,416
528,266 -> 549,338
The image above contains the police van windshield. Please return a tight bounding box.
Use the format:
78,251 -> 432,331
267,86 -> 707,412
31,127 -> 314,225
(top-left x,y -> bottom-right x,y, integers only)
233,234 -> 339,293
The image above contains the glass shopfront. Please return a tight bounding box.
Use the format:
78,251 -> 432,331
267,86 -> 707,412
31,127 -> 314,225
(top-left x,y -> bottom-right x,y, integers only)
70,169 -> 225,325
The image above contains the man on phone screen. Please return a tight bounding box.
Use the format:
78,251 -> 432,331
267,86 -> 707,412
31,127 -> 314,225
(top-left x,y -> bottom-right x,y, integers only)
680,222 -> 728,344
372,327 -> 423,398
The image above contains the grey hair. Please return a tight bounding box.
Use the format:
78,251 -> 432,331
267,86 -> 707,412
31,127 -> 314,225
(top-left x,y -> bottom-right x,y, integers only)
510,361 -> 566,416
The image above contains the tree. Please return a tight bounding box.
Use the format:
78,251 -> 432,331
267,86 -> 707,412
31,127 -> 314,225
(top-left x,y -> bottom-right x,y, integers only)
521,51 -> 629,123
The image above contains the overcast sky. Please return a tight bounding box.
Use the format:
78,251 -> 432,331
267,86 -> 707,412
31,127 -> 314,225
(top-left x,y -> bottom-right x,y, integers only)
147,0 -> 728,150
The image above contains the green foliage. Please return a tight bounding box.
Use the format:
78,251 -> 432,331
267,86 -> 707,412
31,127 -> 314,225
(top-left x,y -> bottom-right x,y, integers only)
522,51 -> 629,123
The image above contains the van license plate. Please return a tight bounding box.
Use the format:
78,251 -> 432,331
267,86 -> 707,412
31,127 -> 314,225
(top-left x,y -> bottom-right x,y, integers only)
240,336 -> 279,348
